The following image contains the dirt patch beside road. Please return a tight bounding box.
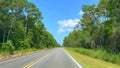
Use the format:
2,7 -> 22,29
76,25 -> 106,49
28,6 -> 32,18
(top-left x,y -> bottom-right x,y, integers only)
0,49 -> 46,62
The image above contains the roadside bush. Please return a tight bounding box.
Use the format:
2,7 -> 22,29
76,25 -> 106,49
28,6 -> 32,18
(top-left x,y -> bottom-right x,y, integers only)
2,40 -> 15,57
39,43 -> 45,49
0,43 -> 1,50
19,38 -> 30,54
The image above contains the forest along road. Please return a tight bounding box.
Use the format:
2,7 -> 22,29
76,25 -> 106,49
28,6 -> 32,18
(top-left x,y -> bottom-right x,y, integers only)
0,48 -> 82,68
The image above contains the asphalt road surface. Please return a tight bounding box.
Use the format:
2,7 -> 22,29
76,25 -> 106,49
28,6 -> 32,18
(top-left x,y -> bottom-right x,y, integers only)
0,48 -> 82,68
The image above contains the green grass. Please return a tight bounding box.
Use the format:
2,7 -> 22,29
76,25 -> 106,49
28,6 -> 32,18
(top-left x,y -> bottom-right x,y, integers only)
65,48 -> 120,68
69,48 -> 120,64
0,47 -> 47,57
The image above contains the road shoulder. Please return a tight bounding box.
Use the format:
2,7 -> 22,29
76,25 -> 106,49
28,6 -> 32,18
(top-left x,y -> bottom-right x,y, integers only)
64,48 -> 83,68
0,49 -> 47,62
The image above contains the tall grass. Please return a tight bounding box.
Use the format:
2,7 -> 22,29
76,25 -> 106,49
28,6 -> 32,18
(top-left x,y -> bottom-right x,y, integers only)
69,48 -> 120,65
0,47 -> 45,58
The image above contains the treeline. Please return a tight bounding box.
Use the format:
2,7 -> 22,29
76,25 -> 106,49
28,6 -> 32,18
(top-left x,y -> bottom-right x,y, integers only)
0,0 -> 58,55
63,0 -> 120,53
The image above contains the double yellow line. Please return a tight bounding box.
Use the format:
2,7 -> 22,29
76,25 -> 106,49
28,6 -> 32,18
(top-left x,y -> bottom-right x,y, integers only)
23,53 -> 52,68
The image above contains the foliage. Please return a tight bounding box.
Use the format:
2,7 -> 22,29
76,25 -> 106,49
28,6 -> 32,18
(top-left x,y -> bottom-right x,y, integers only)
0,0 -> 58,56
63,0 -> 120,64
2,40 -> 15,56
63,0 -> 120,53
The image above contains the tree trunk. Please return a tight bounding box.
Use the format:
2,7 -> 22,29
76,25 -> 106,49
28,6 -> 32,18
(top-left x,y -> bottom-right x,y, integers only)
24,20 -> 28,39
7,21 -> 13,41
3,30 -> 6,43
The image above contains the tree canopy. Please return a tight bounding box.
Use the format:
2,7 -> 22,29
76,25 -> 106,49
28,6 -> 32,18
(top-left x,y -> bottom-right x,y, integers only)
63,0 -> 120,53
0,0 -> 59,55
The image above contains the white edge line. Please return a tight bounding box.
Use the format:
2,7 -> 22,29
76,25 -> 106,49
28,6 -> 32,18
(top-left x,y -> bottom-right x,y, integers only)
63,49 -> 83,68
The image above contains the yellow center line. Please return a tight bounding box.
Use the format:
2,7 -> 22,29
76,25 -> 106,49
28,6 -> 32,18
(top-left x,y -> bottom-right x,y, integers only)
23,52 -> 53,68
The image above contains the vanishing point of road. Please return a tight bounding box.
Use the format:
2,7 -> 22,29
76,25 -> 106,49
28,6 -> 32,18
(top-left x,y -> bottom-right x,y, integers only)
0,48 -> 82,68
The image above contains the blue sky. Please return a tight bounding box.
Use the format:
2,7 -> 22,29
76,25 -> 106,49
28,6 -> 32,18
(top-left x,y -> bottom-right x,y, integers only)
29,0 -> 99,45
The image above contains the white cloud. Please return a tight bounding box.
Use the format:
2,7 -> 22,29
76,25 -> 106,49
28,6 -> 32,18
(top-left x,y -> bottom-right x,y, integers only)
58,28 -> 65,33
79,10 -> 84,16
58,19 -> 80,33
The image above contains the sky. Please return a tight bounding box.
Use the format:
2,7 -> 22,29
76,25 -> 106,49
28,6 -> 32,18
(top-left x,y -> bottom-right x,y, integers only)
29,0 -> 100,45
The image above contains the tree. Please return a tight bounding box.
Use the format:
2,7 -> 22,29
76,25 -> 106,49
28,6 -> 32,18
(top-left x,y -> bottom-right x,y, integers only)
63,0 -> 120,53
0,0 -> 58,56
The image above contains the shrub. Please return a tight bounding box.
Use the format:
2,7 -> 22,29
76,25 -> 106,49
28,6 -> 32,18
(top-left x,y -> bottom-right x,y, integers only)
2,40 -> 15,57
18,38 -> 30,54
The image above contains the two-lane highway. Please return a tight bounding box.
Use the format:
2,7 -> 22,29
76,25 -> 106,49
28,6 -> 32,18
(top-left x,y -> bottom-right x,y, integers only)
0,48 -> 82,68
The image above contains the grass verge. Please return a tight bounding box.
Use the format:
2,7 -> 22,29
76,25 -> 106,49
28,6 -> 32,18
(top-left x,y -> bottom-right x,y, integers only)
0,48 -> 48,62
65,48 -> 120,68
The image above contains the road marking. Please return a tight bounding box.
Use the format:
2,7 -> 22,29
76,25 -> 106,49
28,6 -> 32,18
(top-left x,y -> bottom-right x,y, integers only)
23,53 -> 52,68
64,49 -> 83,68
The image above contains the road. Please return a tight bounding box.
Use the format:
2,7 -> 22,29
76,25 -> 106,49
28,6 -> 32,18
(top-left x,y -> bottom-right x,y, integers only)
0,48 -> 82,68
